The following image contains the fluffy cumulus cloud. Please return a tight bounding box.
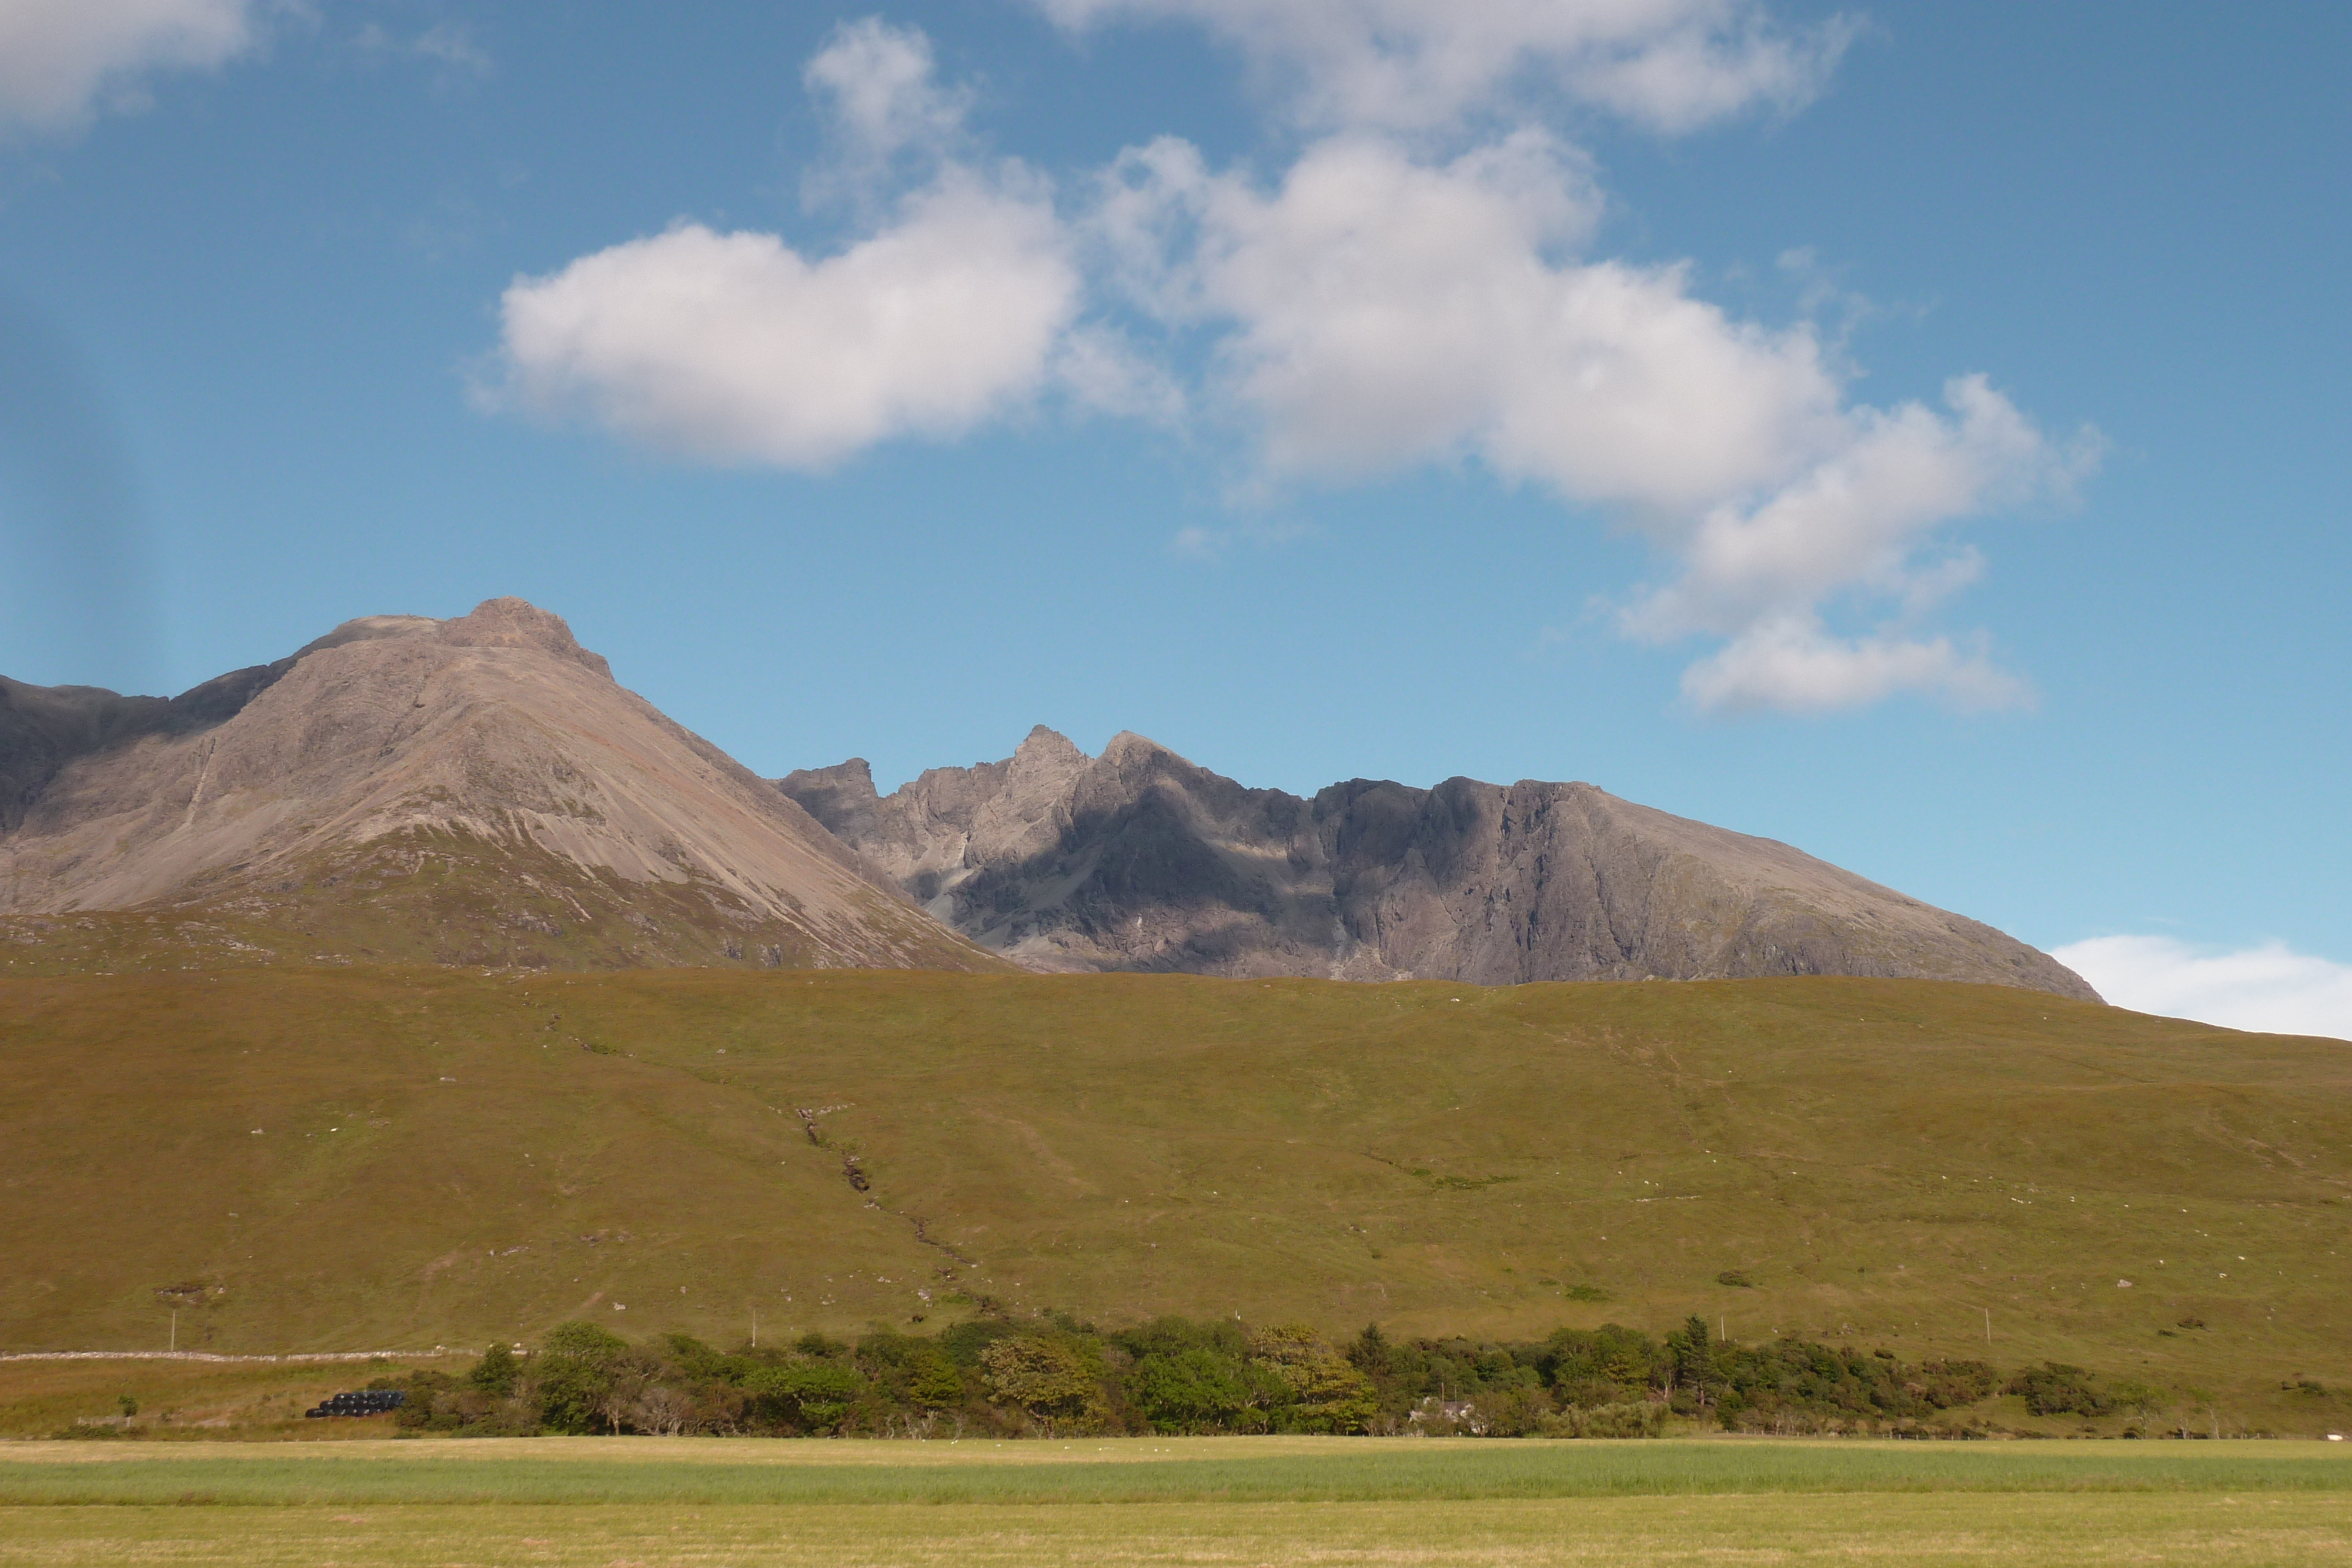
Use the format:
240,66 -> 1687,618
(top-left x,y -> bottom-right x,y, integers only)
1038,0 -> 1856,131
2054,937 -> 2352,1042
0,0 -> 257,133
1096,132 -> 2081,711
493,176 -> 1077,469
487,6 -> 2084,712
488,22 -> 1082,470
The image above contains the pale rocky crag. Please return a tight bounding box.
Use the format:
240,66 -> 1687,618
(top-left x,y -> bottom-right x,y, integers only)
779,727 -> 2099,1001
0,600 -> 990,972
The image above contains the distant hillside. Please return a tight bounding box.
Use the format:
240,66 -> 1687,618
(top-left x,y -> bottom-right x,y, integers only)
1,968 -> 2341,1426
0,600 -> 992,974
780,728 -> 2095,999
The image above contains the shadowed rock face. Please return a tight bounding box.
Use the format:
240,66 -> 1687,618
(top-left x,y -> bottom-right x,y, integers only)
1,600 -> 993,972
779,727 -> 2099,1001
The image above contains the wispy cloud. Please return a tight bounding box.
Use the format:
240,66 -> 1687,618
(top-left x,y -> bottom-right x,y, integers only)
0,0 -> 259,136
355,20 -> 493,90
1038,0 -> 1857,133
2053,935 -> 2352,1042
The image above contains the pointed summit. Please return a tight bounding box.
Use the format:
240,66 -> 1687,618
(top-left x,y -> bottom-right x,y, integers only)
435,597 -> 613,680
1,604 -> 994,973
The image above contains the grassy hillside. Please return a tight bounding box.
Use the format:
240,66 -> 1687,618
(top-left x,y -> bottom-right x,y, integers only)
1,968 -> 2346,1426
0,825 -> 1000,978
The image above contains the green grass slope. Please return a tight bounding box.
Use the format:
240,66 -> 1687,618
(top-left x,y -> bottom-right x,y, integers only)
1,968 -> 2346,1425
4,1440 -> 2348,1567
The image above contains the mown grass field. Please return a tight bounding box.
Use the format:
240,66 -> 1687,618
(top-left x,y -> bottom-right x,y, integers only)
3,966 -> 2347,1429
0,1437 -> 2346,1566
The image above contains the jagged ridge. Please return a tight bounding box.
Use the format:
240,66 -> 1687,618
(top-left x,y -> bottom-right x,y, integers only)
779,727 -> 2097,1000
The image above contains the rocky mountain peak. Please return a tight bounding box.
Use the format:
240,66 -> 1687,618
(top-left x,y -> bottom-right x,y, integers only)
781,726 -> 2100,999
1,603 -> 991,973
433,597 -> 613,680
774,757 -> 882,844
1015,724 -> 1085,763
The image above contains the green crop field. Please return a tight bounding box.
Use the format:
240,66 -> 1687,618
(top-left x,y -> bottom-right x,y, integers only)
0,1437 -> 2347,1566
2,965 -> 2348,1430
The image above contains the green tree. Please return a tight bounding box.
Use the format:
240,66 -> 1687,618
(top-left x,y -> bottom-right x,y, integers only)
529,1321 -> 630,1434
1666,1315 -> 1715,1403
905,1345 -> 965,1408
469,1342 -> 520,1398
981,1337 -> 1101,1432
745,1362 -> 867,1432
1130,1346 -> 1254,1432
1248,1323 -> 1377,1433
1345,1323 -> 1391,1376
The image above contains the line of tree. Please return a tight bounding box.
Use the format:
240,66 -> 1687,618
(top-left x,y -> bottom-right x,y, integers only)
372,1312 -> 2164,1439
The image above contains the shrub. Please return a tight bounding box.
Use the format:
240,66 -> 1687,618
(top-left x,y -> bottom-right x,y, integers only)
1915,1359 -> 1999,1408
378,1310 -> 2146,1442
2008,1362 -> 2112,1417
1543,1401 -> 1665,1438
938,1318 -> 1023,1368
745,1362 -> 867,1433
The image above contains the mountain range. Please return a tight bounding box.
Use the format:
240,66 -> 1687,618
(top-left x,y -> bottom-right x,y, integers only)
2,599 -> 2092,1000
780,728 -> 2095,999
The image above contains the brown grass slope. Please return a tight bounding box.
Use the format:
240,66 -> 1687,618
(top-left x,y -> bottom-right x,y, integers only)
0,600 -> 994,974
0,968 -> 2344,1425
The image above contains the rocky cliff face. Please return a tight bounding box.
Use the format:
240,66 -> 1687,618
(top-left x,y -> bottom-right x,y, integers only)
779,727 -> 2099,1001
0,600 -> 994,973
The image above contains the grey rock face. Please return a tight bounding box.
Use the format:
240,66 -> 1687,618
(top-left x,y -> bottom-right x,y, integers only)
779,728 -> 2100,1001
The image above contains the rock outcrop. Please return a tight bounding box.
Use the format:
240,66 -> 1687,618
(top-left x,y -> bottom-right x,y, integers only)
779,727 -> 2098,1000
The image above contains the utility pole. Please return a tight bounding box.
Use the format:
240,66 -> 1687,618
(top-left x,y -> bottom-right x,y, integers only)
1984,1308 -> 1991,1345
169,1310 -> 176,1352
752,1307 -> 759,1348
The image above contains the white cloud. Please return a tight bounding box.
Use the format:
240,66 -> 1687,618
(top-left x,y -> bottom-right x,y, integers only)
0,0 -> 258,134
1678,616 -> 2027,714
490,173 -> 1079,469
1095,132 -> 2084,710
1038,0 -> 1856,132
803,16 -> 968,166
2054,936 -> 2352,1042
488,22 -> 1094,469
482,8 -> 2086,717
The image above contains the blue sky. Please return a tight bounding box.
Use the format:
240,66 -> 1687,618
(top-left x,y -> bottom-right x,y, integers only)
1,2 -> 2346,1033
